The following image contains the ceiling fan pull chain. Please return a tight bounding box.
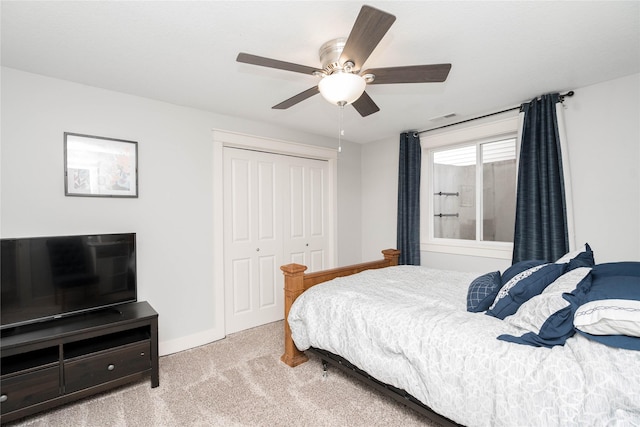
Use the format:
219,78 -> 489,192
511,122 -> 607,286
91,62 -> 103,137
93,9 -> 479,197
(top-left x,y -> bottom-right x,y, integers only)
338,103 -> 345,153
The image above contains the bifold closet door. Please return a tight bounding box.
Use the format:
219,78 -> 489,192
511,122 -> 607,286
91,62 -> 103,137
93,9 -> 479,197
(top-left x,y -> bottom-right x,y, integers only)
223,148 -> 331,334
223,148 -> 284,334
283,157 -> 329,272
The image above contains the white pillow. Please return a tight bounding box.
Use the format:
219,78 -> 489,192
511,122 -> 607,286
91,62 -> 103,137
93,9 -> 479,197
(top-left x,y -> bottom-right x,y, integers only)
574,299 -> 640,337
555,243 -> 589,264
504,267 -> 591,334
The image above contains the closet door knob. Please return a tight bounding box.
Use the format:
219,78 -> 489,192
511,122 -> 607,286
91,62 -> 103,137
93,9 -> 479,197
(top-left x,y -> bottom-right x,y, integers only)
107,364 -> 115,371
0,394 -> 7,403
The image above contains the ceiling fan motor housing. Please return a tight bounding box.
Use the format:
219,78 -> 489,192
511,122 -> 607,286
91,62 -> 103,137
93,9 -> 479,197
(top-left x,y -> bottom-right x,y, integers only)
317,38 -> 374,84
319,38 -> 349,73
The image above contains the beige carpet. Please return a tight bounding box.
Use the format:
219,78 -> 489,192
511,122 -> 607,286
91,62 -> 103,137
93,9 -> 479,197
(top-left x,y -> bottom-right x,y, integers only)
5,321 -> 440,426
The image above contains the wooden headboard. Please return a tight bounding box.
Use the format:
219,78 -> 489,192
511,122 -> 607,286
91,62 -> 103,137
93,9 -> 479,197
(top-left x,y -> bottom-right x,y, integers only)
279,249 -> 401,367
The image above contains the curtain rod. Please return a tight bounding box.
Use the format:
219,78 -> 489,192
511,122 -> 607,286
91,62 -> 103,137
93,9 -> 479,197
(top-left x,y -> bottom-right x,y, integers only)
416,91 -> 575,135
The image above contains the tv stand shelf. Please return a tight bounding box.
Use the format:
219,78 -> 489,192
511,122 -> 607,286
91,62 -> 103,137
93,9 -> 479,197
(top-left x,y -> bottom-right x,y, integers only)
0,301 -> 158,424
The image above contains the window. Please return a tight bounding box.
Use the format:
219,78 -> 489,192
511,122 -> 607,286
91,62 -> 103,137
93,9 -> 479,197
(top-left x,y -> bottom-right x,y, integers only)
421,114 -> 519,259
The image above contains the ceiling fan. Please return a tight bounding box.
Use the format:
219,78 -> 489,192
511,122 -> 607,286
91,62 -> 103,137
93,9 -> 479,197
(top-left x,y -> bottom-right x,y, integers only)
236,5 -> 452,117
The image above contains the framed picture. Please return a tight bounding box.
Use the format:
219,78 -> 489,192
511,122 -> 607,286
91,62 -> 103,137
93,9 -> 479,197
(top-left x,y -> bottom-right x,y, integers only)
64,132 -> 138,198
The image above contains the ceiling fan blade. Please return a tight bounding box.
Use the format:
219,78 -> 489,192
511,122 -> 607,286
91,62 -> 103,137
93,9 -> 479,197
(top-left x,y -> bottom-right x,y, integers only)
363,64 -> 452,84
351,91 -> 380,117
339,6 -> 396,69
237,53 -> 321,75
272,86 -> 320,109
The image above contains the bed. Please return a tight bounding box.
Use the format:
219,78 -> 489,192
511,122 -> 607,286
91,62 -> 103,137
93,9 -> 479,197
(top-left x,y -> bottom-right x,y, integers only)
280,248 -> 640,426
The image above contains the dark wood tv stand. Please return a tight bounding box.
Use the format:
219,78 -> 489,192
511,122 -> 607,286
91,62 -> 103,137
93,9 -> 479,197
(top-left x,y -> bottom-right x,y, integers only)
0,301 -> 158,424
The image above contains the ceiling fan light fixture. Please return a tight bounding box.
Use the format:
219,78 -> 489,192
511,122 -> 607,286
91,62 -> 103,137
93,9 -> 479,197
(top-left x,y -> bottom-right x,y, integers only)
318,72 -> 366,106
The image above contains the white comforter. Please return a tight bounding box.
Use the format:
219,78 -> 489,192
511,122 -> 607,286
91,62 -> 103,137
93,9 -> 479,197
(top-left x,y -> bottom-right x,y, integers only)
288,265 -> 640,427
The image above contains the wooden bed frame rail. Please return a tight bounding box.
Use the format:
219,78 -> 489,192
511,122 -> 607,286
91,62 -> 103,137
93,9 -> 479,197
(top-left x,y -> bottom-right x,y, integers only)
280,249 -> 400,367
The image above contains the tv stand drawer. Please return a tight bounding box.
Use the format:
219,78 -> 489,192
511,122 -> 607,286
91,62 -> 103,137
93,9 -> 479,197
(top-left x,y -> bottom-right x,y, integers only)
0,366 -> 60,414
64,341 -> 151,394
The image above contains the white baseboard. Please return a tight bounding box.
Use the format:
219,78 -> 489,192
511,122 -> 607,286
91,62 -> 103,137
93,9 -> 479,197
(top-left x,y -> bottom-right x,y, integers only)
159,328 -> 225,356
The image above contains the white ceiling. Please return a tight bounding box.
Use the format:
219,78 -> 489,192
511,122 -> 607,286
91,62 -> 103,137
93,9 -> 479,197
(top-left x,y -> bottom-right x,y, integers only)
2,1 -> 639,144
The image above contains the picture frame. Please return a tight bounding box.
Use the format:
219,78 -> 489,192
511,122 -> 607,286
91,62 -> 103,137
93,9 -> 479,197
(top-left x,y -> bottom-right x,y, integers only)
64,132 -> 138,198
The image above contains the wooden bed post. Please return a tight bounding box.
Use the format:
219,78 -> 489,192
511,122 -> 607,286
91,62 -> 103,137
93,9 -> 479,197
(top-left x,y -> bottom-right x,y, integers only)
280,263 -> 310,367
382,248 -> 401,266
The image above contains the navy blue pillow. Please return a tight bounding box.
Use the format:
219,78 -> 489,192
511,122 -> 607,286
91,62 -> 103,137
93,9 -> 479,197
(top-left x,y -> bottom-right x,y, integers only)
566,243 -> 595,271
501,260 -> 546,285
584,271 -> 640,300
487,263 -> 567,319
591,262 -> 640,279
467,271 -> 502,312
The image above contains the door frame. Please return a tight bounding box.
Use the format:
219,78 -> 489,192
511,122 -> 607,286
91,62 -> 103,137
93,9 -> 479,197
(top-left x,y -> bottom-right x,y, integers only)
212,129 -> 338,336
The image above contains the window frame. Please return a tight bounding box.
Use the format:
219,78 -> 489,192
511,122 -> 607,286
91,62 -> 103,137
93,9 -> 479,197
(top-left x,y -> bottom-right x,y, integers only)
420,113 -> 520,260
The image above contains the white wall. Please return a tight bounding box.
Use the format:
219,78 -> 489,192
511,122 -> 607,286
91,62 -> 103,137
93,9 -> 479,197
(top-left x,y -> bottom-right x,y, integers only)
0,67 -> 362,354
336,142 -> 363,266
361,73 -> 640,271
361,137 -> 399,263
563,73 -> 640,263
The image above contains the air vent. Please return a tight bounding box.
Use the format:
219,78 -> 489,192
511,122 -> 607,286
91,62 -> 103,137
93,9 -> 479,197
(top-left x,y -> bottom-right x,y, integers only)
429,113 -> 457,122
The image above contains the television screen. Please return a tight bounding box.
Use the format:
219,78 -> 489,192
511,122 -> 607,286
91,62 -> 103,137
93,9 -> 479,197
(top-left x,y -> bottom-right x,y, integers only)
1,233 -> 137,330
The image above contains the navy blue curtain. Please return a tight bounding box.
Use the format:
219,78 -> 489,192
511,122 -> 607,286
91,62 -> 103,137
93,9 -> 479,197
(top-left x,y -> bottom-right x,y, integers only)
397,132 -> 421,265
512,93 -> 569,263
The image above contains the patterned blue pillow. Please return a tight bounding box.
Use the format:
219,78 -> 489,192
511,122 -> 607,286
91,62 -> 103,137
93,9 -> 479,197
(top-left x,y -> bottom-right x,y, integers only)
467,271 -> 501,312
501,260 -> 546,286
486,263 -> 567,319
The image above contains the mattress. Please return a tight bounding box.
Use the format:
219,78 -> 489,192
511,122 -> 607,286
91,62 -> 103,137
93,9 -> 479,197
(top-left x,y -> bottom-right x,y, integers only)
288,265 -> 640,426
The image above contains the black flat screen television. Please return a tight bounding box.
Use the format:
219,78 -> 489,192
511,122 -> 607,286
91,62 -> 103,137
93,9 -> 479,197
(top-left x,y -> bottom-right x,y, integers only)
1,233 -> 137,330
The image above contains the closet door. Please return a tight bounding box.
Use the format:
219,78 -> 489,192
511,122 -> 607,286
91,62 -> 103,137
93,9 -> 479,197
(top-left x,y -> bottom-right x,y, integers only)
283,157 -> 329,272
223,148 -> 284,334
223,148 -> 330,334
